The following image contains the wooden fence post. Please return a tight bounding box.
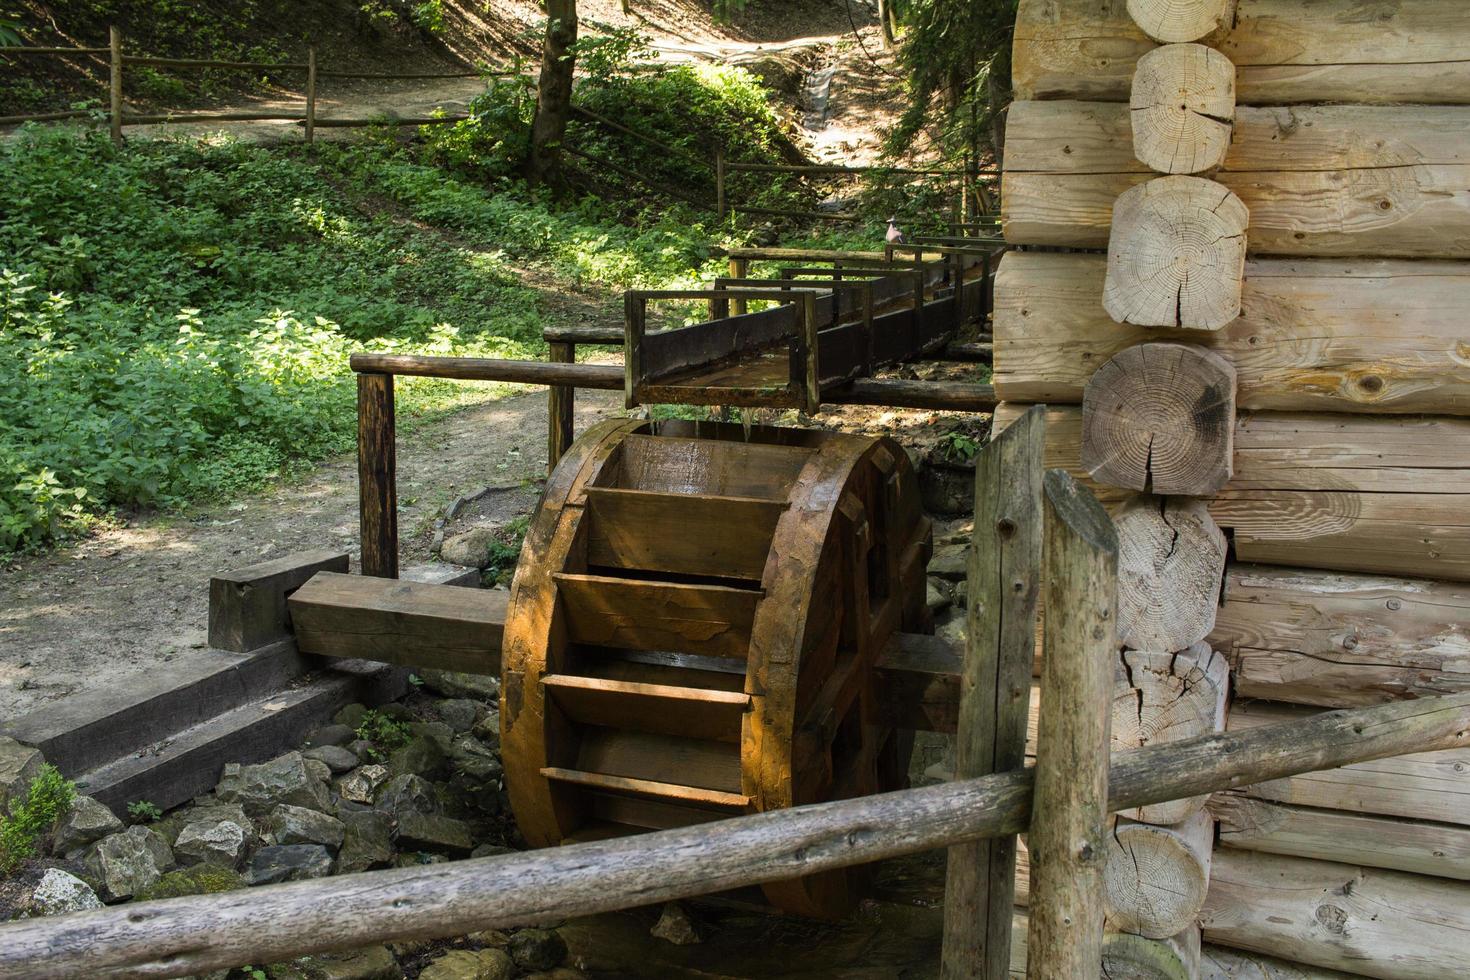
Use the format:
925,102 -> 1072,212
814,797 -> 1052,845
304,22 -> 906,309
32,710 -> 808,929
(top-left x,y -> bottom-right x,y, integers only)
715,148 -> 727,220
108,25 -> 123,144
729,257 -> 748,315
357,372 -> 398,579
305,46 -> 317,143
1027,469 -> 1117,979
547,342 -> 575,473
942,406 -> 1046,979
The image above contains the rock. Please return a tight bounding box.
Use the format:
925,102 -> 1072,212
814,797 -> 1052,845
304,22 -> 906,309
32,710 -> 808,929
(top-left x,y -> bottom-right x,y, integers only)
420,669 -> 499,702
303,758 -> 333,785
268,805 -> 345,849
303,745 -> 360,775
217,752 -> 331,817
650,901 -> 702,945
925,577 -> 952,614
376,703 -> 415,723
448,735 -> 501,782
420,948 -> 513,980
85,825 -> 176,901
386,734 -> 447,781
334,703 -> 370,730
337,765 -> 390,805
135,865 -> 245,901
934,607 -> 967,649
0,737 -> 44,812
374,774 -> 440,820
928,544 -> 968,580
25,869 -> 102,917
174,819 -> 248,868
347,739 -> 379,763
470,843 -> 514,859
303,724 -> 356,749
471,711 -> 501,750
394,813 -> 473,855
247,844 -> 333,885
53,795 -> 123,855
409,720 -> 455,749
509,929 -> 567,971
522,970 -> 588,980
392,852 -> 448,867
438,526 -> 502,569
298,945 -> 402,980
952,578 -> 969,608
337,811 -> 394,873
435,699 -> 480,733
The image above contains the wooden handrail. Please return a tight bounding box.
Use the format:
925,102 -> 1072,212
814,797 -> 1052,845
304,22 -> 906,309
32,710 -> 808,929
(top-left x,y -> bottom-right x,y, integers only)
348,354 -> 623,387
3,692 -> 1466,979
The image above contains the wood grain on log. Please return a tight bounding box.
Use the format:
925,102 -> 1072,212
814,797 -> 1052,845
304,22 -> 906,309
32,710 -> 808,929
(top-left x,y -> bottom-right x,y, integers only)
1105,810 -> 1215,939
1013,0 -> 1470,105
3,692 -> 1469,979
1115,498 -> 1227,652
1102,928 -> 1201,980
993,251 -> 1470,416
357,372 -> 397,579
1130,44 -> 1235,174
1028,470 -> 1118,979
1211,791 -> 1470,881
1127,0 -> 1235,43
1114,644 -> 1229,823
1211,565 -> 1470,708
1103,177 -> 1248,329
1201,848 -> 1470,980
1081,343 -> 1237,495
944,406 -> 1045,980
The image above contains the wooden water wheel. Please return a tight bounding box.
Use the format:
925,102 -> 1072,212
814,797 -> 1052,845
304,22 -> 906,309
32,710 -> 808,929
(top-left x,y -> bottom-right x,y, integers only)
501,418 -> 933,918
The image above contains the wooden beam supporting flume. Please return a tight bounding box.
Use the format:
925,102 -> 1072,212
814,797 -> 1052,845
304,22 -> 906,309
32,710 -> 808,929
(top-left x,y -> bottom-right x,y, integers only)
1081,344 -> 1237,495
1130,44 -> 1235,175
1027,470 -> 1118,979
1115,496 -> 1227,653
7,691 -> 1467,980
942,406 -> 1045,980
1103,177 -> 1248,330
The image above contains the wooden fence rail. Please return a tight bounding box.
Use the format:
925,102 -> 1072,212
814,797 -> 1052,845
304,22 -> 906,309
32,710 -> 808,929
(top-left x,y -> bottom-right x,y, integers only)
1,692 -> 1465,980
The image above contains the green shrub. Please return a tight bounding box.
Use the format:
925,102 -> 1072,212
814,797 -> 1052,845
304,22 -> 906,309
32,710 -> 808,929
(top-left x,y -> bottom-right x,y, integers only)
355,710 -> 413,760
0,764 -> 76,874
127,800 -> 163,823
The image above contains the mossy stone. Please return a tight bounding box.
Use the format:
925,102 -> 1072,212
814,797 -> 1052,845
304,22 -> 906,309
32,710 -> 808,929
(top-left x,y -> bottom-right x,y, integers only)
134,864 -> 245,901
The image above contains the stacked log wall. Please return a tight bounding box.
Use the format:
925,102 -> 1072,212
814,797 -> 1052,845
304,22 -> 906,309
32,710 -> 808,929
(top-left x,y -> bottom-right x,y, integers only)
997,1 -> 1470,976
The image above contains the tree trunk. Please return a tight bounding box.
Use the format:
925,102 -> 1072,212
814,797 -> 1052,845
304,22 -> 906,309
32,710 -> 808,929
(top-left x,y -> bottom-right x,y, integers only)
526,0 -> 578,188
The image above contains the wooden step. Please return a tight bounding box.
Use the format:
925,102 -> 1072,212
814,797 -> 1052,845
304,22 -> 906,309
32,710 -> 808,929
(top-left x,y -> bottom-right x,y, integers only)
541,674 -> 750,742
540,768 -> 751,810
553,572 -> 761,659
585,486 -> 785,581
613,433 -> 812,500
574,727 -> 743,797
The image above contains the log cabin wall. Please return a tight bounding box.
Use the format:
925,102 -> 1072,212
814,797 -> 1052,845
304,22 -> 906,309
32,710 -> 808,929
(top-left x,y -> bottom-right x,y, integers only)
996,2 -> 1470,977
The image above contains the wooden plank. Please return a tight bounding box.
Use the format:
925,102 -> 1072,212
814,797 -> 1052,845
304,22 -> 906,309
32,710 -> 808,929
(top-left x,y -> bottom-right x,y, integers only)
1013,0 -> 1470,106
993,251 -> 1470,416
348,354 -> 623,389
824,378 -> 998,412
208,550 -> 348,652
289,572 -> 506,674
992,404 -> 1470,581
573,727 -> 742,795
1002,168 -> 1470,258
584,487 -> 785,581
875,632 -> 965,734
639,302 -> 799,383
613,434 -> 812,500
357,372 -> 397,578
1211,792 -> 1470,881
540,767 -> 750,809
540,674 -> 750,743
1201,848 -> 1470,980
1211,564 -> 1470,708
1228,700 -> 1470,826
942,406 -> 1045,980
553,572 -> 761,659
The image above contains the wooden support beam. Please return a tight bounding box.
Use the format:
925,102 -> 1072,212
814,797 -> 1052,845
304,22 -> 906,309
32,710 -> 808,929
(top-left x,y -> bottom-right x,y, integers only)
1103,177 -> 1248,329
357,372 -> 397,579
289,572 -> 506,674
208,550 -> 349,652
1081,344 -> 1237,495
943,406 -> 1045,980
1028,471 -> 1118,979
349,354 -> 624,389
1130,44 -> 1236,175
4,691 -> 1470,979
1116,496 -> 1227,653
547,342 -> 575,474
823,378 -> 998,412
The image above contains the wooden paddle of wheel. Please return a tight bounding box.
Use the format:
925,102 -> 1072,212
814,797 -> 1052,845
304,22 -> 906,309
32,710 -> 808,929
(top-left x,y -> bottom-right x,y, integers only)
501,417 -> 933,918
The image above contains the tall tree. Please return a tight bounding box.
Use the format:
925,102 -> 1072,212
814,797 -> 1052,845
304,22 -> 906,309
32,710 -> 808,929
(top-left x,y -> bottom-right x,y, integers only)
525,0 -> 578,187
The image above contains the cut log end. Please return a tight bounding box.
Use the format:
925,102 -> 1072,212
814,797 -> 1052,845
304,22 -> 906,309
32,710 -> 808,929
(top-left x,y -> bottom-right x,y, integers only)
1126,0 -> 1236,44
1130,44 -> 1236,175
1080,342 -> 1238,495
1116,495 -> 1227,651
1104,811 -> 1215,939
1100,928 -> 1200,980
1103,176 -> 1249,330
